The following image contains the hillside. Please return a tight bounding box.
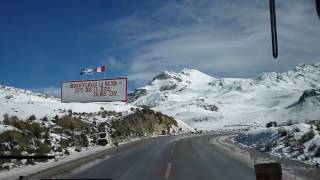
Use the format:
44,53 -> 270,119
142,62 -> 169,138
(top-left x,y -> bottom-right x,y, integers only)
0,85 -> 131,120
129,63 -> 320,130
0,85 -> 191,130
0,85 -> 185,171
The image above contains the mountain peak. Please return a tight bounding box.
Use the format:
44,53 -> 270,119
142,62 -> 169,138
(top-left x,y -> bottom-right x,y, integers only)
179,68 -> 213,83
152,68 -> 213,82
180,68 -> 199,74
180,68 -> 208,76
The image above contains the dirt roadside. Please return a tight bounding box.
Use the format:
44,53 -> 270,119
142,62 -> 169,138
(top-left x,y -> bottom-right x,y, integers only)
208,134 -> 320,180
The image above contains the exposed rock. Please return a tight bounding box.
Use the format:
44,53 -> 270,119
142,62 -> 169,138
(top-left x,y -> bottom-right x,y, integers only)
152,71 -> 171,80
4,94 -> 14,99
159,84 -> 177,91
204,104 -> 219,111
110,107 -> 177,137
298,88 -> 320,103
128,88 -> 147,103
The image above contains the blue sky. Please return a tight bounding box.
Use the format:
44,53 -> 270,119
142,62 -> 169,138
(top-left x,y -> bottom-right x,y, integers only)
1,0 -> 320,96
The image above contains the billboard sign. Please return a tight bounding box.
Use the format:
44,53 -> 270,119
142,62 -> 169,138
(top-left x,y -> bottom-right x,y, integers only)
61,78 -> 127,103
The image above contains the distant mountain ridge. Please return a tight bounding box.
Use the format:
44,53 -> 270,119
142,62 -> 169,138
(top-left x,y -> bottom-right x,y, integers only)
129,63 -> 320,130
1,63 -> 320,130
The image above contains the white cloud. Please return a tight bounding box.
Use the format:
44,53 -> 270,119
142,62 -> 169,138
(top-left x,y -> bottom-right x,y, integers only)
100,0 -> 320,82
128,72 -> 155,81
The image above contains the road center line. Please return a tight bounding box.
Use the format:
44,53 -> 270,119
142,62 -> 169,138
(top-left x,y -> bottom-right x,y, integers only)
164,162 -> 172,179
171,148 -> 174,155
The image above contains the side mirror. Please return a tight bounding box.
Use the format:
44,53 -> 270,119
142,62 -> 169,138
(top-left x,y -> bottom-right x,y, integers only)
254,162 -> 282,180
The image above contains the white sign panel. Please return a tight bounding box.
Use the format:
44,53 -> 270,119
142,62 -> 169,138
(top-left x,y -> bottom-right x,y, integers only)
61,78 -> 127,103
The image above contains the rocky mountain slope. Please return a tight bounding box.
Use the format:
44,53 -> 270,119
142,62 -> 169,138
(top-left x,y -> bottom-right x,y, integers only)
129,63 -> 320,130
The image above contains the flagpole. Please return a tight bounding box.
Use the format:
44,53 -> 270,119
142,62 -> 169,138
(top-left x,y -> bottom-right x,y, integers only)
81,69 -> 84,81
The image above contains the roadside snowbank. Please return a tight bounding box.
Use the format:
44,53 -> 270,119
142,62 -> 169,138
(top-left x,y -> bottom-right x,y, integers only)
235,123 -> 320,166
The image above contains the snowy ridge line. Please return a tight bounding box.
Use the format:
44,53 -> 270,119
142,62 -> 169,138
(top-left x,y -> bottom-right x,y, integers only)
130,62 -> 320,130
0,62 -> 320,130
0,85 -> 58,100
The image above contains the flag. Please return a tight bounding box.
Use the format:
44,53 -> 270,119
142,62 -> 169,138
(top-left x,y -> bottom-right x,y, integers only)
95,65 -> 106,73
80,68 -> 94,75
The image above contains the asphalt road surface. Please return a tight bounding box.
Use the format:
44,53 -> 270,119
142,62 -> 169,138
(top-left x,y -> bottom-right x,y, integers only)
59,134 -> 255,180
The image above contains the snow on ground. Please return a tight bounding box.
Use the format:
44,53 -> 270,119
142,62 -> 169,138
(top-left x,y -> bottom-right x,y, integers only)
0,125 -> 17,134
1,63 -> 320,174
130,63 -> 320,130
235,123 -> 320,166
1,63 -> 320,131
0,85 -> 133,121
0,84 -> 189,176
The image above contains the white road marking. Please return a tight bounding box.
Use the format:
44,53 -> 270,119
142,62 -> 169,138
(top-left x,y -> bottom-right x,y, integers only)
164,162 -> 172,179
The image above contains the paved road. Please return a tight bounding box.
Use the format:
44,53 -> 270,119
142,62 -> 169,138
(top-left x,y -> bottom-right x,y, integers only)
59,134 -> 255,180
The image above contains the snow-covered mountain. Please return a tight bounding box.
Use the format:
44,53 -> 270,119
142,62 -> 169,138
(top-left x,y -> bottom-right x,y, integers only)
0,85 -> 193,130
129,63 -> 320,130
1,63 -> 320,131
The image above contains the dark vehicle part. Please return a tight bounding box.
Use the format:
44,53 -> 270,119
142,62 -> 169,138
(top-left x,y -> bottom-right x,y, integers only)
269,0 -> 278,59
19,176 -> 27,180
254,162 -> 282,180
20,177 -> 112,180
269,0 -> 320,59
317,0 -> 320,18
0,155 -> 55,160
